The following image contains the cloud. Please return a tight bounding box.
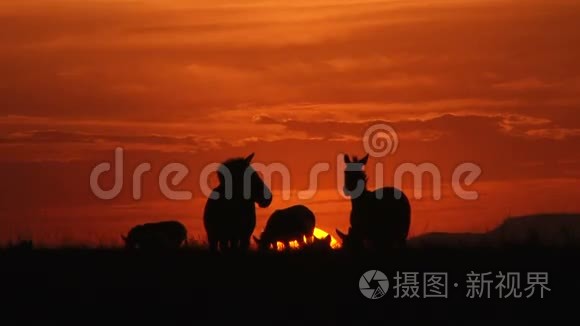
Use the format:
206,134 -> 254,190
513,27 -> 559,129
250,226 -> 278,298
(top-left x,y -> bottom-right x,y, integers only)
525,128 -> 580,140
2,0 -> 580,123
493,78 -> 555,91
0,129 -> 225,153
252,111 -> 564,142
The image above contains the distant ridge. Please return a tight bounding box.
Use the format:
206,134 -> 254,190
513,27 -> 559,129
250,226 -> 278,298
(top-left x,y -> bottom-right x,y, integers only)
408,213 -> 580,247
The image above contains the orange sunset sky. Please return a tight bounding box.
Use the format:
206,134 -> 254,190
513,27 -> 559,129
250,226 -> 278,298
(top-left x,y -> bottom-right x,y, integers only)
1,0 -> 579,246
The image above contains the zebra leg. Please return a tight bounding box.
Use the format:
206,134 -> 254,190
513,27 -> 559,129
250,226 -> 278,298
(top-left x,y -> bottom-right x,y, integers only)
209,240 -> 218,252
208,235 -> 218,252
227,238 -> 237,252
218,239 -> 229,252
303,234 -> 313,246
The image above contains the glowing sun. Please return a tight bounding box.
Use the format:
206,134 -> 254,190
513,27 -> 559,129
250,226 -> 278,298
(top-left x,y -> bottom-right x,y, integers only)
275,227 -> 342,250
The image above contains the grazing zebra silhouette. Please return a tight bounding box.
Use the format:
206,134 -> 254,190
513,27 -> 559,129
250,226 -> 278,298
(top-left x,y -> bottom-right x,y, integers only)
336,153 -> 411,251
253,204 -> 316,250
121,221 -> 188,249
203,153 -> 272,252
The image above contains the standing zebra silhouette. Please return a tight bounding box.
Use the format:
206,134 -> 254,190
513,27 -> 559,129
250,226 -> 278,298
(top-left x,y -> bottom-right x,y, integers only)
336,153 -> 411,251
203,153 -> 272,252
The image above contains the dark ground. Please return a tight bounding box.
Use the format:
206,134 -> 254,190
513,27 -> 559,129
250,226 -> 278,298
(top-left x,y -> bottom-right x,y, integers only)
1,247 -> 578,324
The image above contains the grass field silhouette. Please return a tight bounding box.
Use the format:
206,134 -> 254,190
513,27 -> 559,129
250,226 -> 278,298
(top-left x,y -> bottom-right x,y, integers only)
1,214 -> 579,323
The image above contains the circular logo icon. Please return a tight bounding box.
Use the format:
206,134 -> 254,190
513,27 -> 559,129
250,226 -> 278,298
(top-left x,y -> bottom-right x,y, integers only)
359,270 -> 389,299
362,123 -> 399,158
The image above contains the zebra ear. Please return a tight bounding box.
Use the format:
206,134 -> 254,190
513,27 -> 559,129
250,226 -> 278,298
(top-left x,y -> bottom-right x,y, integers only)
360,154 -> 369,165
245,153 -> 255,163
343,154 -> 351,164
